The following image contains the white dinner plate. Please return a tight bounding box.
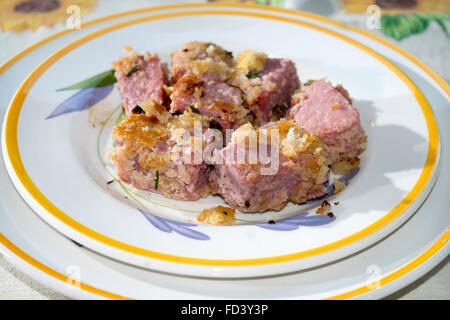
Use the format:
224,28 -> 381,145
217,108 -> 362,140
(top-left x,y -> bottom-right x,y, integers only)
1,5 -> 441,278
0,4 -> 448,299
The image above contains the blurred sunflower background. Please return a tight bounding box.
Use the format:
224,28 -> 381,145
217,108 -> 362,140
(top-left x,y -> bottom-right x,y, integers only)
0,1 -> 448,80
340,0 -> 450,14
210,0 -> 450,40
1,0 -> 448,40
340,0 -> 450,40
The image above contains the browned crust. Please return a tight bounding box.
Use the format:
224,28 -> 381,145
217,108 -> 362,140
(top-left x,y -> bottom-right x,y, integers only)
173,74 -> 204,97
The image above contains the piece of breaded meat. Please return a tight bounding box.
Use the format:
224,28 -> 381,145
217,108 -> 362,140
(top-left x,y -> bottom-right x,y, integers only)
171,41 -> 234,82
170,74 -> 248,132
209,120 -> 331,212
113,107 -> 212,200
230,50 -> 300,126
112,49 -> 169,115
289,80 -> 366,163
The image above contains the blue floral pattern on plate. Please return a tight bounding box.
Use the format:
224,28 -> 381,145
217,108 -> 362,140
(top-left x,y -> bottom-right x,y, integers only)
257,212 -> 336,231
46,85 -> 114,119
49,70 -> 361,240
135,170 -> 359,239
139,209 -> 210,241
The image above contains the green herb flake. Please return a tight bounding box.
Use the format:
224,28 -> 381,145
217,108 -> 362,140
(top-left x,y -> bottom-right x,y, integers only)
154,169 -> 159,190
112,108 -> 126,147
115,108 -> 126,125
107,179 -> 115,185
126,66 -> 140,77
246,71 -> 261,79
189,106 -> 201,114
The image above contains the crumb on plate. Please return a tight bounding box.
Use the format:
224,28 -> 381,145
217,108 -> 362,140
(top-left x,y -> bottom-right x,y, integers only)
331,157 -> 360,175
197,205 -> 236,225
333,180 -> 346,194
316,200 -> 332,215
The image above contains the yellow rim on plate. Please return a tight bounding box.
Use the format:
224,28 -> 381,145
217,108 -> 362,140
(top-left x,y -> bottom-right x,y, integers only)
0,230 -> 448,300
0,4 -> 447,299
0,233 -> 130,300
0,2 -> 448,98
3,9 -> 440,267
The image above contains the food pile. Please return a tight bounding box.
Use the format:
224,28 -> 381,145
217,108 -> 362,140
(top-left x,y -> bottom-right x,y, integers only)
110,42 -> 366,213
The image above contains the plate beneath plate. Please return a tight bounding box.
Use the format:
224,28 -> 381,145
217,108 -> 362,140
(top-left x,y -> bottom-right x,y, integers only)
1,8 -> 440,277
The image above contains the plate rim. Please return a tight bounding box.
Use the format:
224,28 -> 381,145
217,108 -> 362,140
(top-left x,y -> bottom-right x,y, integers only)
0,8 -> 441,267
0,3 -> 448,300
0,229 -> 448,300
2,1 -> 448,98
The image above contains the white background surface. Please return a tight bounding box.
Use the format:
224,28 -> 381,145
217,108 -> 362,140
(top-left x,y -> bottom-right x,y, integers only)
0,0 -> 448,299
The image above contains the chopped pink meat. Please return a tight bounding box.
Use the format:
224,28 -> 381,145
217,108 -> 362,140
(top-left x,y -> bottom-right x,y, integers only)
171,41 -> 234,82
170,75 -> 247,131
113,111 -> 212,201
209,121 -> 330,212
289,80 -> 366,162
112,51 -> 169,114
230,58 -> 300,126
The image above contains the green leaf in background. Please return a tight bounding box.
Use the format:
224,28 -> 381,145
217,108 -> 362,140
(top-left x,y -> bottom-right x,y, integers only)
57,69 -> 117,91
254,0 -> 285,7
421,13 -> 450,38
381,12 -> 450,41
